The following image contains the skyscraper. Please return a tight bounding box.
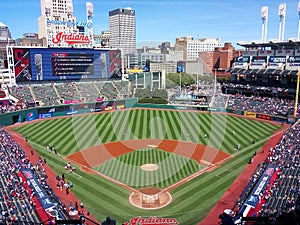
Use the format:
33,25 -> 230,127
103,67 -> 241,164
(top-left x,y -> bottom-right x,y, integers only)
109,7 -> 136,56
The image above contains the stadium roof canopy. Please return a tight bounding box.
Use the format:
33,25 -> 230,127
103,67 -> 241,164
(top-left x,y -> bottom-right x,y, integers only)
237,39 -> 300,49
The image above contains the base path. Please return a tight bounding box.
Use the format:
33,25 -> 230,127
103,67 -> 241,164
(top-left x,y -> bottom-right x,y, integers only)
129,187 -> 172,210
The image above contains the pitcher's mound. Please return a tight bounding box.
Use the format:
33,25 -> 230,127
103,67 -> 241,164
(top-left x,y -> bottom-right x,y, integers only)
129,187 -> 172,210
140,163 -> 159,171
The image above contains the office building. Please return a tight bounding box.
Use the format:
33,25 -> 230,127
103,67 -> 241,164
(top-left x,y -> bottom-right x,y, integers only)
175,36 -> 222,61
0,22 -> 14,68
109,8 -> 136,55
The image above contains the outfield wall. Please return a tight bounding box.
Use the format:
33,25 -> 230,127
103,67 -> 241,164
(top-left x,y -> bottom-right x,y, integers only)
0,98 -> 138,126
132,103 -> 208,111
225,108 -> 290,124
0,99 -> 294,127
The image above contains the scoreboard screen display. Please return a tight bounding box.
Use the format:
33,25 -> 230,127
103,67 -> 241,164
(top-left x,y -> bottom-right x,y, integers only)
51,53 -> 94,76
11,47 -> 121,82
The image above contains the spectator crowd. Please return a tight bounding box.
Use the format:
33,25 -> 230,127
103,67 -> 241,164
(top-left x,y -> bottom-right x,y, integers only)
233,122 -> 300,225
0,128 -> 70,224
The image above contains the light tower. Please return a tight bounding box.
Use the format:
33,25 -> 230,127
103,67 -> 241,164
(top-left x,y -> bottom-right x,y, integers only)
86,2 -> 94,48
261,6 -> 268,43
278,3 -> 286,42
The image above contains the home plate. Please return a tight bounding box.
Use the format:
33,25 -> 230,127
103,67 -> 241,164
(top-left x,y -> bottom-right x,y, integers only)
147,145 -> 158,148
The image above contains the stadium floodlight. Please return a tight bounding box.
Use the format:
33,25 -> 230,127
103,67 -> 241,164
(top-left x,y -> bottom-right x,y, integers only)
261,6 -> 268,42
86,2 -> 94,18
278,3 -> 286,16
278,3 -> 286,41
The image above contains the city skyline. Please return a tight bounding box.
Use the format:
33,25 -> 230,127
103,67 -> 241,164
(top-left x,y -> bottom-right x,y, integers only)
0,0 -> 300,48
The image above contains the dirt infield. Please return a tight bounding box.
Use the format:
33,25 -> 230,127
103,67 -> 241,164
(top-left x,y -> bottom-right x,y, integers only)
129,187 -> 172,210
66,139 -> 231,210
67,139 -> 231,168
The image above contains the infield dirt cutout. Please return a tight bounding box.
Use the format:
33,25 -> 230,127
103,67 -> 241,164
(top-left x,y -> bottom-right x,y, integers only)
67,139 -> 231,209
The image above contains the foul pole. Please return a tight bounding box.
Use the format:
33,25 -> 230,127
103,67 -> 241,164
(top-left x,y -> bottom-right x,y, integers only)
294,68 -> 300,119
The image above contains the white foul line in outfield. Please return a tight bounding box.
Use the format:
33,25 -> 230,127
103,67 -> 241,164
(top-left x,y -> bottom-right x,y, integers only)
233,126 -> 288,157
28,140 -> 84,179
72,172 -> 83,179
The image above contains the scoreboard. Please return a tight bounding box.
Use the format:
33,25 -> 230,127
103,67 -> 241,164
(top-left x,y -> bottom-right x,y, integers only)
9,47 -> 122,82
51,53 -> 95,76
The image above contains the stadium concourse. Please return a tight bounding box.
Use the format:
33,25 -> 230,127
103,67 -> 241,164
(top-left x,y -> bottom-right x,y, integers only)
0,81 -> 299,118
3,80 -> 131,109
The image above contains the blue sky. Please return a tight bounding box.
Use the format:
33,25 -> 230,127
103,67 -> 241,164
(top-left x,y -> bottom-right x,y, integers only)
0,0 -> 299,48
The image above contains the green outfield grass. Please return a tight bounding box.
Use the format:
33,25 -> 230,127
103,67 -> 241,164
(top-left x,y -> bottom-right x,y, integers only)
13,109 -> 281,224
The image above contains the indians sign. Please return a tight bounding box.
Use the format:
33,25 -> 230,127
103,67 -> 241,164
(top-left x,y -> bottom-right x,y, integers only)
123,217 -> 179,225
52,32 -> 90,45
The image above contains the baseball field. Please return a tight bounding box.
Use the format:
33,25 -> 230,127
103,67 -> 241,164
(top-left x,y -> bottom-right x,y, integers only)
12,108 -> 281,224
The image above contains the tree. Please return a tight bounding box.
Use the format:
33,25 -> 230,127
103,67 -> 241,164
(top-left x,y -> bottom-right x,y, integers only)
152,89 -> 168,99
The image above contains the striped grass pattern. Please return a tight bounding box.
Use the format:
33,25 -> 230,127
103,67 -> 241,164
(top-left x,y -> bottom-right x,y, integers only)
96,148 -> 202,189
13,109 -> 280,224
15,109 -> 279,155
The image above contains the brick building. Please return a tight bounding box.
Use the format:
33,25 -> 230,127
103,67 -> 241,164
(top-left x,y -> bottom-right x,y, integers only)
199,42 -> 242,76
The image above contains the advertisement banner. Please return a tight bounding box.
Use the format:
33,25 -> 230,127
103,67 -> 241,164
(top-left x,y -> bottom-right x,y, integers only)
244,111 -> 256,118
286,56 -> 300,70
245,165 -> 277,208
38,113 -> 53,119
26,111 -> 36,121
116,105 -> 125,110
64,99 -> 83,104
21,168 -> 64,220
257,114 -> 271,121
13,48 -> 32,82
109,49 -> 122,78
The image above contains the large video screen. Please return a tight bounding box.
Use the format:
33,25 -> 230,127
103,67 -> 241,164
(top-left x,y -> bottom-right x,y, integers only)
12,47 -> 121,82
51,53 -> 94,76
